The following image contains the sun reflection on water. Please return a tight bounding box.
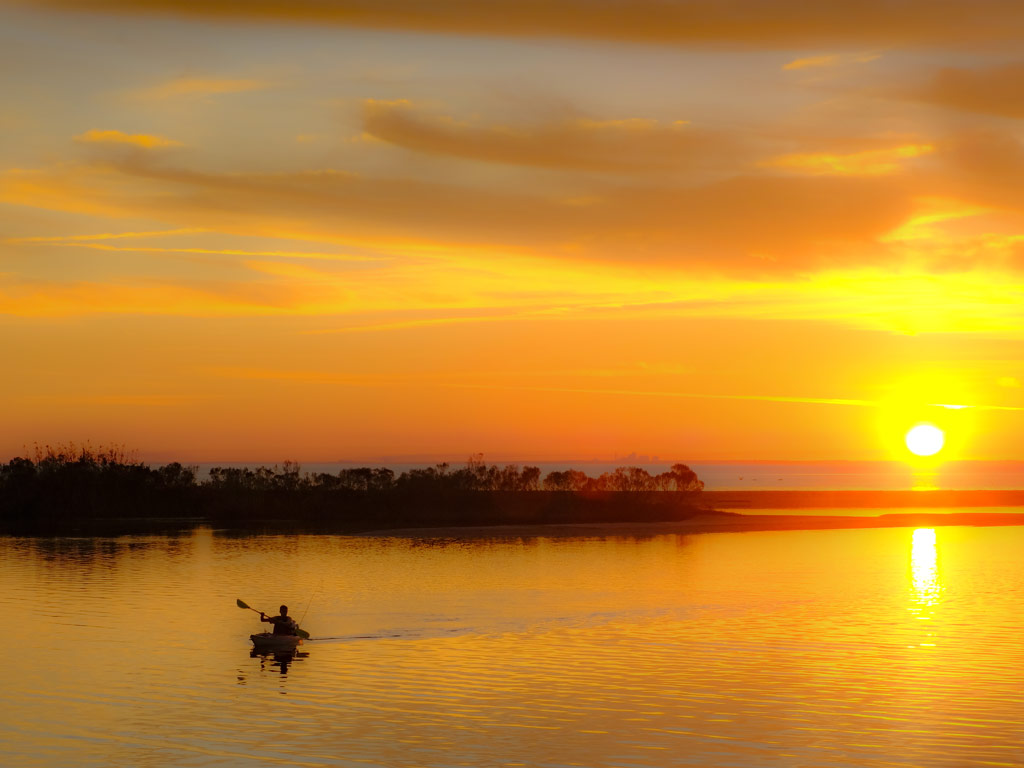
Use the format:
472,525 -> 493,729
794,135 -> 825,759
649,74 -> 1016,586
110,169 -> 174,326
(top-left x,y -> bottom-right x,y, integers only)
909,528 -> 942,648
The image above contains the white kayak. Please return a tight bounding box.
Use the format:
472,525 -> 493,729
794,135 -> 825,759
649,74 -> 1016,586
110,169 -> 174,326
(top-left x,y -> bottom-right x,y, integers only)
250,632 -> 303,651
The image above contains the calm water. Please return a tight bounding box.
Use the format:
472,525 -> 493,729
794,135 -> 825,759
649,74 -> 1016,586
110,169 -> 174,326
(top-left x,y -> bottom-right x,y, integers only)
4,524 -> 1024,767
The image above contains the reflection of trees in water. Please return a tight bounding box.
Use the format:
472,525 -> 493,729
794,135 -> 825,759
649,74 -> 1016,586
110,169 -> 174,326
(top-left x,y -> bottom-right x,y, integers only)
8,534 -> 198,582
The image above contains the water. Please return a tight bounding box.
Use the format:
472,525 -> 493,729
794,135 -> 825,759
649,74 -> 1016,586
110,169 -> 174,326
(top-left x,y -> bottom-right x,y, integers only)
4,524 -> 1024,767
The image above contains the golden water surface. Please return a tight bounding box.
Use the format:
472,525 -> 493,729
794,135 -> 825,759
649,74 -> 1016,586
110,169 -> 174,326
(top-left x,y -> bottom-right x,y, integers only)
3,525 -> 1023,767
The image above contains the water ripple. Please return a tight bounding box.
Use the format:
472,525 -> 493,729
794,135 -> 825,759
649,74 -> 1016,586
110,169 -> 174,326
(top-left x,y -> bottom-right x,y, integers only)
3,526 -> 1024,766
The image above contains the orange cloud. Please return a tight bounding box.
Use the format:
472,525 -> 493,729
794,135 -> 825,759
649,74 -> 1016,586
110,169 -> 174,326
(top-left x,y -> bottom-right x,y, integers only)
782,52 -> 879,70
914,62 -> 1024,118
762,144 -> 934,176
783,54 -> 840,70
74,129 -> 182,148
0,265 -> 440,317
10,128 -> 1024,285
925,131 -> 1024,212
362,100 -> 739,172
0,275 -> 324,317
0,165 -> 141,217
14,0 -> 1024,48
7,228 -> 206,243
34,241 -> 385,262
0,156 -> 914,273
455,383 -> 1024,412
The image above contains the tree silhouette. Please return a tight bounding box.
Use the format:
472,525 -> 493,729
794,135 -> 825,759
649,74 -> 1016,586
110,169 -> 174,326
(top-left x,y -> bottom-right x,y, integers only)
1,448 -> 706,532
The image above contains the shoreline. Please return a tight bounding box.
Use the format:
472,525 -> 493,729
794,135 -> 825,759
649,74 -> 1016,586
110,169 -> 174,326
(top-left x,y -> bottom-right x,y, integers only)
702,489 -> 1024,509
5,489 -> 1024,537
361,510 -> 1024,538
6,509 -> 1024,538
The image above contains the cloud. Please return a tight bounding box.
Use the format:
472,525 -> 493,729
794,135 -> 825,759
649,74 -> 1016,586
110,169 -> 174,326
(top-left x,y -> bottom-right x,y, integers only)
0,155 -> 914,274
0,275 -> 300,317
74,129 -> 183,148
12,0 -> 1024,48
135,76 -> 269,100
913,62 -> 1024,118
998,376 -> 1021,388
451,383 -> 1024,412
7,227 -> 384,261
761,144 -> 934,177
361,100 -> 740,173
28,241 -> 386,263
783,55 -> 842,71
925,131 -> 1024,212
7,228 -> 204,243
782,52 -> 880,71
305,314 -> 523,335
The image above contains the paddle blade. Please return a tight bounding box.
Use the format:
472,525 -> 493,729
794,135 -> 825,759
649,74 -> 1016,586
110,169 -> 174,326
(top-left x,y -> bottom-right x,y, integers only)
236,599 -> 251,610
296,628 -> 310,640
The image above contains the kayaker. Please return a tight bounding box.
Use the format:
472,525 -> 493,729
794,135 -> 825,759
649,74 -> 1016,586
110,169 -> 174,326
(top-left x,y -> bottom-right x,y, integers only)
260,605 -> 299,636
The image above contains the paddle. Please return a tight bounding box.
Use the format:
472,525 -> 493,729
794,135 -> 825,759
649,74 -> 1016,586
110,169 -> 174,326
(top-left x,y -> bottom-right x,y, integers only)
236,598 -> 310,639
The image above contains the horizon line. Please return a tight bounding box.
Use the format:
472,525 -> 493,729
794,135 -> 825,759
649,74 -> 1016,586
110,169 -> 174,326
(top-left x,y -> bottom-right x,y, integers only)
59,456 -> 1024,467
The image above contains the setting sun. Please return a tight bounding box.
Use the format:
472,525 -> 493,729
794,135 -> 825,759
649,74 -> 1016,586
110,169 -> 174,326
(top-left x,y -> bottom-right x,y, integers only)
905,424 -> 945,457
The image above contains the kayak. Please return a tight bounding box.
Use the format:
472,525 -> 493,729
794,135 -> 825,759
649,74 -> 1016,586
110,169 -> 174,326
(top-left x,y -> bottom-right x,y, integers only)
250,632 -> 303,651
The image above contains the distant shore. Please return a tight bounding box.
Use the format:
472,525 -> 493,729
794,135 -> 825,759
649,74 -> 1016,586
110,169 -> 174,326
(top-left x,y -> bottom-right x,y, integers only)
703,489 -> 1024,509
4,450 -> 1024,536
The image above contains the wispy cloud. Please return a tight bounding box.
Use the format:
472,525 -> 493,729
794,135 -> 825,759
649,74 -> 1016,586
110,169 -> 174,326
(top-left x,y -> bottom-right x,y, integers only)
911,61 -> 1024,119
362,99 -> 740,172
7,228 -> 206,243
38,242 -> 387,263
782,52 -> 880,70
304,310 -> 540,335
0,277 -> 298,317
761,144 -> 934,177
457,383 -> 1024,412
20,0 -> 1024,49
74,129 -> 182,148
0,156 -> 915,273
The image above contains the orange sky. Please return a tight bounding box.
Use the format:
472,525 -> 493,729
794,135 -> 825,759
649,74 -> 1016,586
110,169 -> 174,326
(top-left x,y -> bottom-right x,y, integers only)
1,1 -> 1022,462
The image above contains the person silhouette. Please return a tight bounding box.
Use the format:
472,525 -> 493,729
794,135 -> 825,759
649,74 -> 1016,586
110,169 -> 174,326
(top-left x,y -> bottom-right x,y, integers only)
260,605 -> 299,636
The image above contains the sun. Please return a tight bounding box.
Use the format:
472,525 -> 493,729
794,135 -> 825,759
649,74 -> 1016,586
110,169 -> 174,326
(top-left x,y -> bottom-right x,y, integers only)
905,424 -> 945,457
